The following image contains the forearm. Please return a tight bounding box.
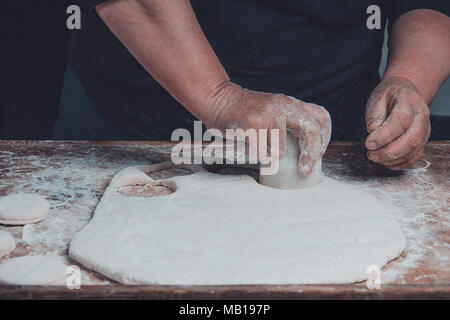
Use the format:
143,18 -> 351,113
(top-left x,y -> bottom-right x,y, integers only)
384,9 -> 450,104
96,0 -> 331,174
96,0 -> 229,123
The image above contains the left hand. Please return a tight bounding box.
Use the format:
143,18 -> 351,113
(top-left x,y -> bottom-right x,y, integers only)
365,76 -> 431,170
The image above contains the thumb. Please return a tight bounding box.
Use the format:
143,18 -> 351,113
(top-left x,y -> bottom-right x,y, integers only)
293,122 -> 322,177
365,93 -> 388,134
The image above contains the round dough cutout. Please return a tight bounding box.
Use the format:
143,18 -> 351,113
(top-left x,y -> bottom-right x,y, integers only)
0,193 -> 49,225
0,255 -> 67,285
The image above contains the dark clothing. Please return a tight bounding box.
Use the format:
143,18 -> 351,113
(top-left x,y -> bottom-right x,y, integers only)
2,1 -> 71,139
62,0 -> 449,141
53,65 -> 132,140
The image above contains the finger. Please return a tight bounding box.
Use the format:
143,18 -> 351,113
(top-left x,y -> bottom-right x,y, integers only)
295,102 -> 331,159
385,150 -> 424,171
314,106 -> 332,155
368,112 -> 429,163
365,92 -> 388,134
287,119 -> 322,176
365,101 -> 414,151
283,99 -> 327,176
376,146 -> 423,167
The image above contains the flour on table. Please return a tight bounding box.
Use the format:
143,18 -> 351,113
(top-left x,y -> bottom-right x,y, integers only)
0,230 -> 15,257
0,255 -> 67,285
69,162 -> 406,285
0,193 -> 49,225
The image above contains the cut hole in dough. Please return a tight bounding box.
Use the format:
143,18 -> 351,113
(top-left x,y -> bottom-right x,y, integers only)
118,183 -> 175,198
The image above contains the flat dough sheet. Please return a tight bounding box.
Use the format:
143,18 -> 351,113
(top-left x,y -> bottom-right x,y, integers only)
69,162 -> 406,285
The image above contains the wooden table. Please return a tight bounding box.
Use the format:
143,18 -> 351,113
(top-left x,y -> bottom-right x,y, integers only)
0,141 -> 448,299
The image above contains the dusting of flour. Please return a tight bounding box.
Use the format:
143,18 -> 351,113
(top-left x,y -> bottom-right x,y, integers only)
0,142 -> 448,285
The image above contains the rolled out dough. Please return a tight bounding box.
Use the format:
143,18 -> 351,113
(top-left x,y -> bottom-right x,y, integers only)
0,255 -> 67,285
0,193 -> 49,225
69,163 -> 406,285
0,230 -> 15,257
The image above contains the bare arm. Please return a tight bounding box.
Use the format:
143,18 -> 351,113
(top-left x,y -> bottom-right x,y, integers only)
365,9 -> 450,170
95,0 -> 331,175
385,9 -> 450,104
96,0 -> 229,124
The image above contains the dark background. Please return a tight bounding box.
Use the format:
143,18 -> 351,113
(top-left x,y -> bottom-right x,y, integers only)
1,1 -> 449,140
2,1 -> 73,140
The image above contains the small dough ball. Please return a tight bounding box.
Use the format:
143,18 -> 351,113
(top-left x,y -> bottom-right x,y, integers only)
0,193 -> 50,225
0,230 -> 15,257
0,255 -> 67,285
